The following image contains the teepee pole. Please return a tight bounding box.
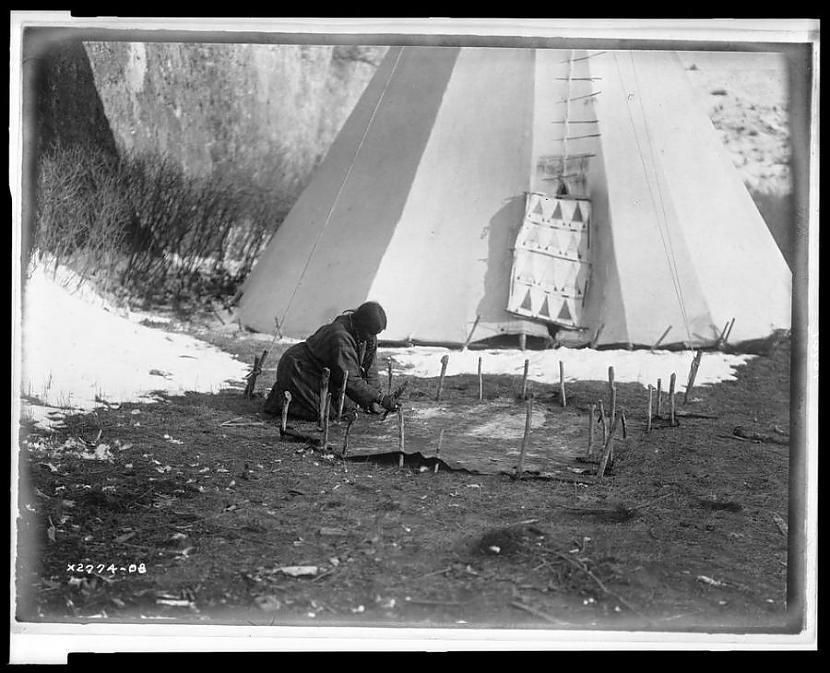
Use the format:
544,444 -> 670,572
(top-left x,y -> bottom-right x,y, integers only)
651,325 -> 672,352
462,315 -> 481,351
590,323 -> 605,348
724,317 -> 736,346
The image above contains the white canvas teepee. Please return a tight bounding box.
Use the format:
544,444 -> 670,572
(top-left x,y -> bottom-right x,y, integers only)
238,46 -> 791,348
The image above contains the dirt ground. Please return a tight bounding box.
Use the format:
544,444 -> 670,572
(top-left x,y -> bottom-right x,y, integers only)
15,318 -> 794,634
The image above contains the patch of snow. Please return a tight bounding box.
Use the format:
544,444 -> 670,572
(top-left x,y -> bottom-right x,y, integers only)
381,346 -> 754,389
19,260 -> 249,430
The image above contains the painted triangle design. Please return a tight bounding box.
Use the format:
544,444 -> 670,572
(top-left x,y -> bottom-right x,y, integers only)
572,202 -> 583,223
552,201 -> 563,220
520,289 -> 533,311
532,199 -> 544,217
539,296 -> 551,318
558,300 -> 573,322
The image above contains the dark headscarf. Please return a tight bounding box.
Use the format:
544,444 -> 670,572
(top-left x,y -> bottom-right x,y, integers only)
351,301 -> 387,336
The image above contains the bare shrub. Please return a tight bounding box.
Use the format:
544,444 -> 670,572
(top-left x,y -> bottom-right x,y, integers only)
33,142 -> 288,309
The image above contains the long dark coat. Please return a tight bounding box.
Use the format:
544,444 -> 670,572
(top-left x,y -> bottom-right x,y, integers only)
263,313 -> 383,420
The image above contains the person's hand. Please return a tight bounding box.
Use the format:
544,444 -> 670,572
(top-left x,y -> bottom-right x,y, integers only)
368,402 -> 385,414
380,394 -> 399,411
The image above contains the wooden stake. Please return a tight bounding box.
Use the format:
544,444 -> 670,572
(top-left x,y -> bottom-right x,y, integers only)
669,373 -> 677,426
337,369 -> 349,420
477,357 -> 483,401
647,385 -> 653,433
587,404 -> 596,456
280,391 -> 292,435
684,350 -> 703,404
559,361 -> 567,407
598,400 -> 608,444
608,365 -> 616,420
322,392 -> 332,449
519,333 -> 527,351
655,378 -> 663,418
387,358 -> 393,394
597,413 -> 620,479
342,414 -> 354,457
521,359 -> 530,400
247,355 -> 260,397
319,368 -> 331,429
436,354 -> 450,401
651,325 -> 672,352
621,409 -> 628,439
397,406 -> 405,468
435,429 -> 444,474
517,394 -> 533,477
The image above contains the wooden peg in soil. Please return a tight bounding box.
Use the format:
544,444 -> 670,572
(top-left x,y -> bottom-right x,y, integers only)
559,361 -> 567,407
521,359 -> 530,400
478,356 -> 483,401
322,392 -> 332,449
669,373 -> 677,426
280,391 -> 292,435
397,406 -> 406,468
519,333 -> 527,351
342,414 -> 354,458
587,404 -> 596,456
387,358 -> 393,394
647,385 -> 653,433
435,429 -> 444,474
655,378 -> 663,418
436,354 -> 450,401
684,350 -> 703,403
597,413 -> 620,479
517,394 -> 534,477
244,354 -> 259,398
598,399 -> 608,444
319,368 -> 331,429
337,369 -> 349,421
621,409 -> 628,439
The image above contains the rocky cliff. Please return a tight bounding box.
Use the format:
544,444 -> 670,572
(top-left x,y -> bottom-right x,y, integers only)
83,42 -> 387,198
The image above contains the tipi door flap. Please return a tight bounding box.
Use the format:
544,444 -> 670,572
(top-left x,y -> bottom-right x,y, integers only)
508,192 -> 591,327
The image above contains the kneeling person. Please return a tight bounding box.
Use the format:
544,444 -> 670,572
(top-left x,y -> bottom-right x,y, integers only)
263,301 -> 398,420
